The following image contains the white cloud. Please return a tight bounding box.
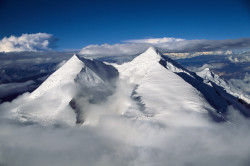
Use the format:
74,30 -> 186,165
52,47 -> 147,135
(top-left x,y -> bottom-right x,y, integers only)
187,63 -> 227,72
0,81 -> 36,99
0,33 -> 57,52
125,37 -> 185,44
164,50 -> 233,59
1,93 -> 250,166
228,73 -> 250,97
79,37 -> 250,57
80,43 -> 150,56
228,54 -> 250,63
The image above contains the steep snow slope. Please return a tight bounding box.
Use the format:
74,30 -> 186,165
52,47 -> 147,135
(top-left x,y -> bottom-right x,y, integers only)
30,55 -> 84,99
115,47 -> 218,125
115,47 -> 162,84
12,55 -> 84,125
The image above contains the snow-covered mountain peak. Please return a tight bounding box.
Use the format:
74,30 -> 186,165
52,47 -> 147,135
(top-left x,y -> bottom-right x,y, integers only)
114,47 -> 164,84
29,54 -> 84,99
115,47 -> 193,84
131,46 -> 162,64
12,54 -> 120,125
197,68 -> 215,78
144,46 -> 158,54
197,67 -> 250,105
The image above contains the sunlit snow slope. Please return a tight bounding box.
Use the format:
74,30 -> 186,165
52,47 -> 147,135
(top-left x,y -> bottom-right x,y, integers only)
29,55 -> 84,99
115,47 -> 218,125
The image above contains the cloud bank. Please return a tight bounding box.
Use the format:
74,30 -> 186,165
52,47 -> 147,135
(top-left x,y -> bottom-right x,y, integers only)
0,33 -> 57,52
228,51 -> 250,63
80,37 -> 250,56
164,50 -> 233,59
80,43 -> 150,56
0,81 -> 36,99
228,73 -> 250,98
125,37 -> 185,43
1,84 -> 250,166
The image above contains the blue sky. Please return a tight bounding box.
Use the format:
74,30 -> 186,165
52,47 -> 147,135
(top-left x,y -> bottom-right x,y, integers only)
0,0 -> 250,50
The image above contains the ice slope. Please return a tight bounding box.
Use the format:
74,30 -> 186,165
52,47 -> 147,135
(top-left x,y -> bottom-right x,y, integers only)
115,47 -> 218,126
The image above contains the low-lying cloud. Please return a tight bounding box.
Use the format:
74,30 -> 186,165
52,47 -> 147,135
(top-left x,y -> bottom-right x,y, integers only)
228,51 -> 250,63
187,63 -> 227,72
0,33 -> 57,52
80,37 -> 250,56
228,73 -> 250,98
1,90 -> 250,166
0,80 -> 36,98
165,50 -> 233,59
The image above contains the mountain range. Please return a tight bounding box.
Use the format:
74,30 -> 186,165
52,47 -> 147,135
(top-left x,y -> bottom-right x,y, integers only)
8,47 -> 250,126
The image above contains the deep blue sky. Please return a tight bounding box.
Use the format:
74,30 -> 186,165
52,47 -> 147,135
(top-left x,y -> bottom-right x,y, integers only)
0,0 -> 250,50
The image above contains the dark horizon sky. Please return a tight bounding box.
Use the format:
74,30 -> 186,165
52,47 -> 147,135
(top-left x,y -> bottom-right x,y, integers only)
1,0 -> 250,50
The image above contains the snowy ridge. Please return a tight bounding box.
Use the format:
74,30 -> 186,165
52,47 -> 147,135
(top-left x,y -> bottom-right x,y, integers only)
197,68 -> 250,104
115,47 -> 162,84
197,68 -> 228,86
30,55 -> 84,99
